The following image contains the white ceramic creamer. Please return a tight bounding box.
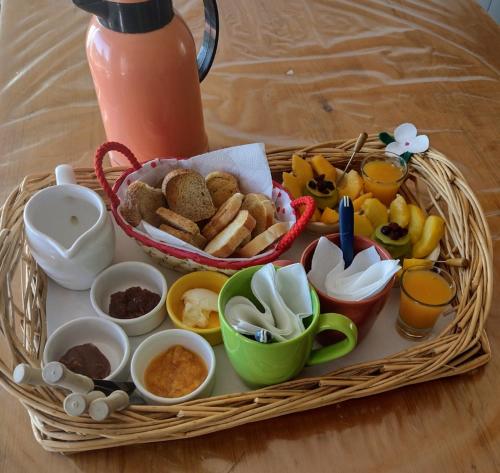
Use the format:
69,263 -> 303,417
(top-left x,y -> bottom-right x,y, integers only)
23,165 -> 115,290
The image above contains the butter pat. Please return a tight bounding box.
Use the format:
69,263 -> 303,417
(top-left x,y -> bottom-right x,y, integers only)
181,288 -> 219,328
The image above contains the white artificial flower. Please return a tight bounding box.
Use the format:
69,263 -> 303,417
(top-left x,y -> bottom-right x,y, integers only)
385,123 -> 429,156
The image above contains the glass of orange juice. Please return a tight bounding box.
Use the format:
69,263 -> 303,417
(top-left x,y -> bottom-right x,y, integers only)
361,153 -> 408,205
397,266 -> 456,339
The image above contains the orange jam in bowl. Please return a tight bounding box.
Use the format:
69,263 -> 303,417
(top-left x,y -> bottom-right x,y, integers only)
144,345 -> 207,398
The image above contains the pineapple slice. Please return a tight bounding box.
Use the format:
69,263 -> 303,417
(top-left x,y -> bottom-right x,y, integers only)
389,194 -> 410,228
352,192 -> 373,212
361,198 -> 388,229
337,169 -> 364,200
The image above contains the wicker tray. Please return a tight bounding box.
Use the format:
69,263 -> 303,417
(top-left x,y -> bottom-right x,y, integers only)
0,135 -> 493,453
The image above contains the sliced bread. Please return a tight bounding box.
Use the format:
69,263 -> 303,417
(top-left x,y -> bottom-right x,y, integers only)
159,224 -> 207,249
236,222 -> 289,258
162,169 -> 215,222
255,193 -> 275,228
205,171 -> 240,208
121,180 -> 166,227
242,193 -> 267,237
156,207 -> 199,235
201,192 -> 244,240
204,210 -> 256,258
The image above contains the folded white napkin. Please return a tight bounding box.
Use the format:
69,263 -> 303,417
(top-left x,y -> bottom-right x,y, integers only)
307,237 -> 400,301
225,263 -> 312,342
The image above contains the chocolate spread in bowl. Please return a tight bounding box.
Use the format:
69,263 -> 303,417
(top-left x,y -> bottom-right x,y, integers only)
59,343 -> 111,379
108,286 -> 161,319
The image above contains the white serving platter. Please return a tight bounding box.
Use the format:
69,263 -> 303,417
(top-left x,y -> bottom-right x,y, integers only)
46,217 -> 450,399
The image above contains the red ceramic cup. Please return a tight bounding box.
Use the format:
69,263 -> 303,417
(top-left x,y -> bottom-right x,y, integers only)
300,234 -> 396,344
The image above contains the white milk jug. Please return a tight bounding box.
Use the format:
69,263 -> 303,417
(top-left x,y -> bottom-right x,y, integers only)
23,165 -> 115,290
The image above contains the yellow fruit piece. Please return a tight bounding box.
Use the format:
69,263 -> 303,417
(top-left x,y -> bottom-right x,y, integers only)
310,154 -> 338,182
292,154 -> 314,189
389,194 -> 410,228
353,192 -> 373,212
412,215 -> 445,258
408,204 -> 426,244
282,172 -> 303,199
354,213 -> 374,238
361,198 -> 388,229
403,258 -> 434,270
320,207 -> 339,225
398,258 -> 433,277
337,169 -> 364,200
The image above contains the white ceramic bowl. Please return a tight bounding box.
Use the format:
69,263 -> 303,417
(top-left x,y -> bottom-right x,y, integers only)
43,317 -> 130,381
131,329 -> 216,405
90,261 -> 167,336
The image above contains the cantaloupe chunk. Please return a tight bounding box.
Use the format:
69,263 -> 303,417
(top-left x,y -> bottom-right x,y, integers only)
354,213 -> 374,238
320,207 -> 339,225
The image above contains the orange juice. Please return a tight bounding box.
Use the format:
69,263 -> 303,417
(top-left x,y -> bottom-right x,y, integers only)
398,268 -> 455,338
361,157 -> 406,205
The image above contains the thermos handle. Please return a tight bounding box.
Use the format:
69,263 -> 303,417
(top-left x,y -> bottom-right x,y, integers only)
197,0 -> 219,82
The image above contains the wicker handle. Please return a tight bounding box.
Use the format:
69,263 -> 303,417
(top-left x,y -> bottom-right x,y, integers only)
276,196 -> 315,252
94,141 -> 142,208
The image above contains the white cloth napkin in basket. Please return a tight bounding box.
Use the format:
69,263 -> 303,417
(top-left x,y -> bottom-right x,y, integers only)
307,237 -> 400,302
225,263 -> 312,341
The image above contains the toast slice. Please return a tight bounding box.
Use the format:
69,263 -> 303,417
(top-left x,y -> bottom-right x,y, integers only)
159,224 -> 207,249
255,194 -> 275,228
162,169 -> 215,222
204,210 -> 256,258
241,193 -> 268,237
236,222 -> 289,258
205,171 -> 240,208
121,180 -> 166,227
156,207 -> 199,235
201,193 -> 244,240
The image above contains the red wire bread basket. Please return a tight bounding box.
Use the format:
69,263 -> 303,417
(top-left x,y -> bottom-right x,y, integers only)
94,142 -> 315,274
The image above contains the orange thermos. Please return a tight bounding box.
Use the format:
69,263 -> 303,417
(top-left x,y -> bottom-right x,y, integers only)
73,0 -> 219,165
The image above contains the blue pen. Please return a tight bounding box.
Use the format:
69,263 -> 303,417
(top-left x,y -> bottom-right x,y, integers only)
339,196 -> 354,267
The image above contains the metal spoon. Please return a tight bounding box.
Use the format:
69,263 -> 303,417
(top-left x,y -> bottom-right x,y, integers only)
337,132 -> 368,186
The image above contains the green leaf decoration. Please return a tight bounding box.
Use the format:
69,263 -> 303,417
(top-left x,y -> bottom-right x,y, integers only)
378,132 -> 395,145
379,131 -> 414,163
401,151 -> 413,163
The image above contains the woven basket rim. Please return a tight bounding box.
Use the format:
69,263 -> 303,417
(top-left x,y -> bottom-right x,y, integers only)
0,134 -> 493,453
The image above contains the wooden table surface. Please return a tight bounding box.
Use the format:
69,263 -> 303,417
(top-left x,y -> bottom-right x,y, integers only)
1,0 -> 499,471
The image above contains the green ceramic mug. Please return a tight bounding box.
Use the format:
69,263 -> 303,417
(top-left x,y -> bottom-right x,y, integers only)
218,265 -> 358,387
